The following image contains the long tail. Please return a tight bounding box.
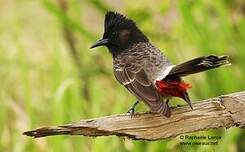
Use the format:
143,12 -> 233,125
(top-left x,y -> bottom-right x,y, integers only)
167,55 -> 230,77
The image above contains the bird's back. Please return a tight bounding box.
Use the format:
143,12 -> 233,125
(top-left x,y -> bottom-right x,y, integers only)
113,42 -> 173,83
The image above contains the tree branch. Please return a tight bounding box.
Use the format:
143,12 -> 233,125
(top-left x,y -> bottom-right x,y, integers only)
23,91 -> 245,140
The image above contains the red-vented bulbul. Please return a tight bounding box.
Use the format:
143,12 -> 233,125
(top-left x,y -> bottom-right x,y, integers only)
90,12 -> 230,117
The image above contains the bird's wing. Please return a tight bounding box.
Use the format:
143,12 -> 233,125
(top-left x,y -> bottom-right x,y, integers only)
113,63 -> 171,117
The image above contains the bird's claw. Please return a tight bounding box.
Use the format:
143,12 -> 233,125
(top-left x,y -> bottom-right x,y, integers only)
127,106 -> 135,118
127,101 -> 139,118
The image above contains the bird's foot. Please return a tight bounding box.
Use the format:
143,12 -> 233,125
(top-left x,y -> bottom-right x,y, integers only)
127,107 -> 135,118
127,101 -> 139,118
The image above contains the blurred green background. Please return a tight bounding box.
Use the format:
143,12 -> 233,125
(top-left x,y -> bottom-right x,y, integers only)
0,0 -> 244,151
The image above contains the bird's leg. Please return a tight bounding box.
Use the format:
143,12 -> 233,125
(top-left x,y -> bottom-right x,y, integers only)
127,101 -> 139,117
166,99 -> 170,107
166,99 -> 181,108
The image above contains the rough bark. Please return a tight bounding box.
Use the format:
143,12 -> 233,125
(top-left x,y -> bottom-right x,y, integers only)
23,91 -> 245,140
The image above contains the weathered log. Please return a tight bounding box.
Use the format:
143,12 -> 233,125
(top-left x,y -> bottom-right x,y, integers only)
23,91 -> 245,140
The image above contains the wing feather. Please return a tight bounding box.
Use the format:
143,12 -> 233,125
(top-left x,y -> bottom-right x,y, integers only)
113,66 -> 171,117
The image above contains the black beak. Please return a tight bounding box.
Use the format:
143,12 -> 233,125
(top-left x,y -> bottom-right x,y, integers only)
90,38 -> 109,49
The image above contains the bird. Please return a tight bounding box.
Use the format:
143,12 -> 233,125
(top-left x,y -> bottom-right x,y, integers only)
90,11 -> 230,117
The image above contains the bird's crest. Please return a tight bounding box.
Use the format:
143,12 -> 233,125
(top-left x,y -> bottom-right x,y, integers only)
104,11 -> 136,31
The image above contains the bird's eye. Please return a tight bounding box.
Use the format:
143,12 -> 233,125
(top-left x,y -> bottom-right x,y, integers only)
111,32 -> 117,38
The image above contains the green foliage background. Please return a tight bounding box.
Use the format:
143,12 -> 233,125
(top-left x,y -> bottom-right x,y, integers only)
0,0 -> 244,151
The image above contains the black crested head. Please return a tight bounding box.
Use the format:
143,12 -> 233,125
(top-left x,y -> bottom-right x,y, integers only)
104,11 -> 136,34
90,11 -> 148,56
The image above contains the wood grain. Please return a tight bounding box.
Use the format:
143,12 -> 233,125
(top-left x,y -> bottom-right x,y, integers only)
23,91 -> 245,140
